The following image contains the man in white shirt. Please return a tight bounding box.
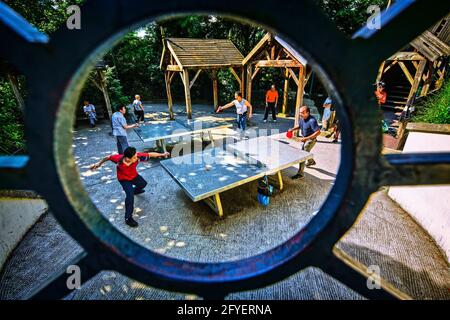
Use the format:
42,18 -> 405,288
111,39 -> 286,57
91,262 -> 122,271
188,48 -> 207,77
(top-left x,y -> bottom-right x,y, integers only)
112,105 -> 139,154
83,100 -> 97,127
216,92 -> 253,133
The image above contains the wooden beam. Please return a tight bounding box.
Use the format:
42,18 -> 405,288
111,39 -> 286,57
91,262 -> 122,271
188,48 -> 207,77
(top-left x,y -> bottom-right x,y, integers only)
167,65 -> 182,72
97,70 -> 113,120
229,67 -> 242,86
164,72 -> 174,120
281,68 -> 289,115
271,45 -> 276,60
169,70 -> 175,84
251,67 -> 260,80
420,60 -> 434,97
179,72 -> 185,86
182,69 -> 192,119
288,68 -> 299,86
7,73 -> 25,111
189,69 -> 202,89
387,52 -> 425,61
406,60 -> 427,106
255,60 -> 301,68
88,75 -> 102,91
240,67 -> 245,96
376,61 -> 385,82
383,60 -> 398,73
264,50 -> 271,60
246,64 -> 253,103
294,66 -> 305,131
212,69 -> 219,111
398,61 -> 414,85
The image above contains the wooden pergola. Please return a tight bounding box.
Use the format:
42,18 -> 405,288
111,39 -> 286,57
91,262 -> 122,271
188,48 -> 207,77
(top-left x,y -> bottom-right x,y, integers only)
376,14 -> 450,110
242,33 -> 311,128
160,37 -> 245,119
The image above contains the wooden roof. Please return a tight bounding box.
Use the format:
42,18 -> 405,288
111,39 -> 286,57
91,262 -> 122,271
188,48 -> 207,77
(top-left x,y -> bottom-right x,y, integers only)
160,38 -> 244,69
242,33 -> 307,66
411,30 -> 450,61
429,12 -> 450,45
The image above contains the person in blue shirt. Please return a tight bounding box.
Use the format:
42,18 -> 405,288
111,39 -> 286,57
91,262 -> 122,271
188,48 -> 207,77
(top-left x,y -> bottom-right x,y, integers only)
288,106 -> 321,180
111,105 -> 139,154
83,100 -> 97,127
322,96 -> 333,130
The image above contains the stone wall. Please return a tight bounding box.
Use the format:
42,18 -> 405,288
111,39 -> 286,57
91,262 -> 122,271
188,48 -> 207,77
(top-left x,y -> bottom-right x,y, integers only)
388,123 -> 450,263
0,191 -> 48,270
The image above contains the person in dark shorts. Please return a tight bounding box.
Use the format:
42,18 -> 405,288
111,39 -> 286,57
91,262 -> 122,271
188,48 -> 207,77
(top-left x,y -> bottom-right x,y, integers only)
90,147 -> 169,227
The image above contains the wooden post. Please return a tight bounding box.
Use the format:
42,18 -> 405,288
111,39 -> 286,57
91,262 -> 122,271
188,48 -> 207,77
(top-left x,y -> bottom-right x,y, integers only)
7,73 -> 25,112
376,61 -> 386,82
281,67 -> 289,116
212,69 -> 219,112
420,60 -> 434,97
246,64 -> 253,103
240,66 -> 245,96
406,60 -> 426,106
97,70 -> 113,119
164,71 -> 174,119
294,66 -> 305,131
182,69 -> 192,119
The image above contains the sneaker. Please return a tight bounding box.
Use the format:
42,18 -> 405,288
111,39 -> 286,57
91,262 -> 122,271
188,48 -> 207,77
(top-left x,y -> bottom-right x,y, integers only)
273,119 -> 277,123
125,217 -> 139,228
332,139 -> 339,143
306,159 -> 316,167
291,173 -> 304,180
263,119 -> 267,123
134,189 -> 145,195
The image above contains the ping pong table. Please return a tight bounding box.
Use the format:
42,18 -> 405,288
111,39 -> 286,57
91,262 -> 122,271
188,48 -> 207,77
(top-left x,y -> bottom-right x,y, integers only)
160,135 -> 313,217
134,116 -> 232,152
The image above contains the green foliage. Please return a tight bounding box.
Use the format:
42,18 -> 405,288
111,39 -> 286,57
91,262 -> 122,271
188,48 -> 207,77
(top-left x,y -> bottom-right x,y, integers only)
0,80 -> 25,153
4,0 -> 85,34
315,0 -> 390,35
413,80 -> 450,124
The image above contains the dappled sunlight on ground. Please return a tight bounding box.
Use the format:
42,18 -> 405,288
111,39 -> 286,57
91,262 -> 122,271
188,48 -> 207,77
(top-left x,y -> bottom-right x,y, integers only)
72,103 -> 340,262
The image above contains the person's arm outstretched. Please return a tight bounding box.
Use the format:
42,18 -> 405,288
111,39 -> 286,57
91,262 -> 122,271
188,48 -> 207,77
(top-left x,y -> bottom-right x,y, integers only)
90,156 -> 111,170
216,100 -> 235,112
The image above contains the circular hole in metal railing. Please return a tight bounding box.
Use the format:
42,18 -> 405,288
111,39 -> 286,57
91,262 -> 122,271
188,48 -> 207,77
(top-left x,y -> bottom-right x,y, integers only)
51,8 -> 354,293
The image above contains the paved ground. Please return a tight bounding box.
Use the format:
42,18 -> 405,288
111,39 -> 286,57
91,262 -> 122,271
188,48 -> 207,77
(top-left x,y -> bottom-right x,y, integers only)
73,103 -> 340,262
0,103 -> 448,299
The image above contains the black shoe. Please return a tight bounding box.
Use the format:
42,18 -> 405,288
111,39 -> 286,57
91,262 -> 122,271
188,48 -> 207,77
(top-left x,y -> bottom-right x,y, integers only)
134,189 -> 145,195
291,173 -> 304,180
306,159 -> 316,167
125,217 -> 139,228
332,139 -> 338,143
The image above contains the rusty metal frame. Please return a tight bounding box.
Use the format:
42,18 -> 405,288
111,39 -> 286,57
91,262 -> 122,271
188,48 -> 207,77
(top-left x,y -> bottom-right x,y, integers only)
0,0 -> 449,300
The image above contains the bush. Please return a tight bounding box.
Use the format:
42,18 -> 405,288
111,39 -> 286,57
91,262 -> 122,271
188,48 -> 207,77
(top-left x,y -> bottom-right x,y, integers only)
0,80 -> 25,154
413,80 -> 450,124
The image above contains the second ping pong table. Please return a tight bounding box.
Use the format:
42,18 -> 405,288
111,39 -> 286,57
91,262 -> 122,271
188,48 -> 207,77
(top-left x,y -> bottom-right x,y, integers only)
134,117 -> 232,152
160,135 -> 313,217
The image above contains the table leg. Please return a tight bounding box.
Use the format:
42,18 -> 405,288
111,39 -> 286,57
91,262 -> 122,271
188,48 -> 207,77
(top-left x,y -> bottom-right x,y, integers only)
204,193 -> 223,217
160,139 -> 167,153
268,171 -> 283,190
207,130 -> 215,147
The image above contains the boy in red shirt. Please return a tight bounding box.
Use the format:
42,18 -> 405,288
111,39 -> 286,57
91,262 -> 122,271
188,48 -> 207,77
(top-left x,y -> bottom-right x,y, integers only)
90,147 -> 169,227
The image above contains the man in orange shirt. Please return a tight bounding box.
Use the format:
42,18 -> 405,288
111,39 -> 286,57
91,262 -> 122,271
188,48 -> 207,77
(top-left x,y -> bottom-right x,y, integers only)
263,84 -> 279,123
